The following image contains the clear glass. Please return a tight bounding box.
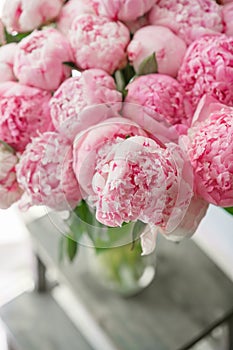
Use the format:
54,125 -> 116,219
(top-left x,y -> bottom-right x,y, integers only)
85,222 -> 156,297
59,208 -> 156,297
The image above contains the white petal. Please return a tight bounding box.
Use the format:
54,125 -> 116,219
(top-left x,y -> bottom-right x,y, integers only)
140,224 -> 158,256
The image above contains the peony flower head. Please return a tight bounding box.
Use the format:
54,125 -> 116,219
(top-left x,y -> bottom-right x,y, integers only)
149,0 -> 223,45
50,69 -> 122,141
92,136 -> 193,230
127,25 -> 186,77
69,14 -> 130,75
178,34 -> 233,113
0,82 -> 52,152
2,0 -> 63,33
73,120 -> 194,232
95,136 -> 168,226
57,0 -> 95,35
14,28 -> 73,91
73,118 -> 147,201
0,142 -> 23,209
17,132 -> 81,211
90,0 -> 155,22
0,43 -> 17,83
187,103 -> 233,207
125,74 -> 192,129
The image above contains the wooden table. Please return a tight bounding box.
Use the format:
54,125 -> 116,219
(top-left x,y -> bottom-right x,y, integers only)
1,212 -> 233,350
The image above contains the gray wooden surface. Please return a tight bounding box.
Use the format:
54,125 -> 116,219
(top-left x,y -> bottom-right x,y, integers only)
0,291 -> 93,350
27,212 -> 233,350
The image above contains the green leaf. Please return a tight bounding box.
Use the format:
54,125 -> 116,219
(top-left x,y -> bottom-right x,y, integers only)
59,234 -> 79,264
74,200 -> 94,229
63,61 -> 79,70
224,207 -> 233,216
138,52 -> 158,76
131,221 -> 146,250
66,236 -> 78,262
114,64 -> 135,93
114,70 -> 129,100
4,28 -> 31,44
74,200 -> 92,222
0,140 -> 16,154
122,64 -> 136,84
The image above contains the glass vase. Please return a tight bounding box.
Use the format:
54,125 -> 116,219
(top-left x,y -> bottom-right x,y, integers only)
61,204 -> 156,297
84,221 -> 156,297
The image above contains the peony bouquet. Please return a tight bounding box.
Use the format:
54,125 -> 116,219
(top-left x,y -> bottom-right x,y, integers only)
0,0 -> 233,261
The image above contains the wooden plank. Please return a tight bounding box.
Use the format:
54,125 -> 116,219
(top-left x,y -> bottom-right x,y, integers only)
27,213 -> 233,350
0,291 -> 93,350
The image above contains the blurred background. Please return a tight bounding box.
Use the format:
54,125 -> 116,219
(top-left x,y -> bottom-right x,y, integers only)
0,0 -> 233,348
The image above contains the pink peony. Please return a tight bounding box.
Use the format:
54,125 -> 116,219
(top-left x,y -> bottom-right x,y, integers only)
127,25 -> 186,77
222,3 -> 233,37
69,14 -> 130,75
2,0 -> 63,33
0,82 -> 52,152
90,0 -> 155,21
57,0 -> 95,35
149,0 -> 223,45
14,28 -> 73,91
0,142 -> 23,209
73,118 -> 147,201
125,74 -> 192,128
95,136 -> 168,226
178,34 -> 233,113
73,121 -> 194,231
17,132 -> 81,211
92,136 -> 193,229
0,43 -> 17,83
50,69 -> 122,141
187,103 -> 233,207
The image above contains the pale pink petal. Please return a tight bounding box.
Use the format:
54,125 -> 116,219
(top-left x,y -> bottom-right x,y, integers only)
69,14 -> 130,75
140,225 -> 158,256
127,25 -> 186,77
149,0 -> 223,45
14,28 -> 73,91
